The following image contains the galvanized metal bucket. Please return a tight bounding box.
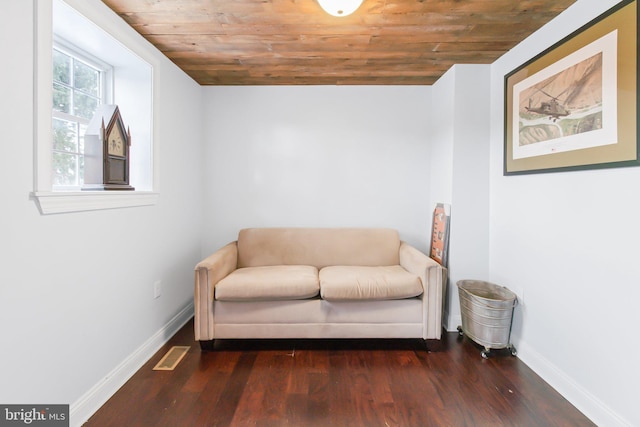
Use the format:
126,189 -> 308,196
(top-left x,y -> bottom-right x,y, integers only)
457,280 -> 518,358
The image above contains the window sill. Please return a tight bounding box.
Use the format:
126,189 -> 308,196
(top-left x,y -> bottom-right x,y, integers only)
32,191 -> 159,215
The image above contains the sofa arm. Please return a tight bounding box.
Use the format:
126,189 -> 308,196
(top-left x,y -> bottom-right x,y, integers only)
399,241 -> 448,340
194,241 -> 238,341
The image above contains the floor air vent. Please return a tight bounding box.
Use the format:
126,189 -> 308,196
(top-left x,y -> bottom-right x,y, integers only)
153,346 -> 190,371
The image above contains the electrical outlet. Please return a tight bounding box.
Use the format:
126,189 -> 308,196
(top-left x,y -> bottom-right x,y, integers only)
153,281 -> 162,299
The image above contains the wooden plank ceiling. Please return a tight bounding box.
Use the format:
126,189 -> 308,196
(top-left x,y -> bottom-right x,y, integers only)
101,0 -> 576,85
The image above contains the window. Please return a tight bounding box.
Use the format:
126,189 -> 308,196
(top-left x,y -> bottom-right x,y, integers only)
33,0 -> 158,214
52,42 -> 112,188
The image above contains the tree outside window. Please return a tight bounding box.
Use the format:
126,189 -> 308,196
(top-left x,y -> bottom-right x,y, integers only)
52,46 -> 106,188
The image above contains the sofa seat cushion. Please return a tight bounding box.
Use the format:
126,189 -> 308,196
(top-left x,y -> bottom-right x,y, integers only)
319,266 -> 423,301
215,265 -> 319,301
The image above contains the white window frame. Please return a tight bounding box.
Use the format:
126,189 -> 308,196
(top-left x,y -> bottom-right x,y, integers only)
33,0 -> 159,214
52,38 -> 113,190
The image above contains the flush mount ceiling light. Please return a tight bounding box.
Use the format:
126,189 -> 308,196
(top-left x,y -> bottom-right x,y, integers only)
317,0 -> 364,17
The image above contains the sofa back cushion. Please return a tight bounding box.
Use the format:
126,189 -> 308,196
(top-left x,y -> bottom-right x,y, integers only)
237,228 -> 400,269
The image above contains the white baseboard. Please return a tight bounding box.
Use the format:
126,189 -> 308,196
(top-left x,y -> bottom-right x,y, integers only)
70,303 -> 194,427
445,310 -> 629,425
517,340 -> 631,427
444,309 -> 462,332
68,304 -> 629,427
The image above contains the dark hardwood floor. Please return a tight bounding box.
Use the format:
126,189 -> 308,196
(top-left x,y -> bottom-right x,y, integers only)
86,319 -> 594,426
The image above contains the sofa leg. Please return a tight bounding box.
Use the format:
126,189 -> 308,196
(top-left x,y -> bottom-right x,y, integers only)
199,340 -> 216,351
424,339 -> 444,352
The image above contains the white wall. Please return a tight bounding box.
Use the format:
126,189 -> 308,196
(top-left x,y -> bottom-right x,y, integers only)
2,1 -> 637,426
201,86 -> 432,254
430,65 -> 491,330
0,1 -> 203,425
489,0 -> 640,426
428,68 -> 455,207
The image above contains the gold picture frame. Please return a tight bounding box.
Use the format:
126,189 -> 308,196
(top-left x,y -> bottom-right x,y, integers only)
504,0 -> 638,175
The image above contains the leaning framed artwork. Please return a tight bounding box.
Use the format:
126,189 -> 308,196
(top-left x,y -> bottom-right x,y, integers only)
429,203 -> 450,268
504,0 -> 638,175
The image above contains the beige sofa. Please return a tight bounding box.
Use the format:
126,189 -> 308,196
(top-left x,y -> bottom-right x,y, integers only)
194,228 -> 447,350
